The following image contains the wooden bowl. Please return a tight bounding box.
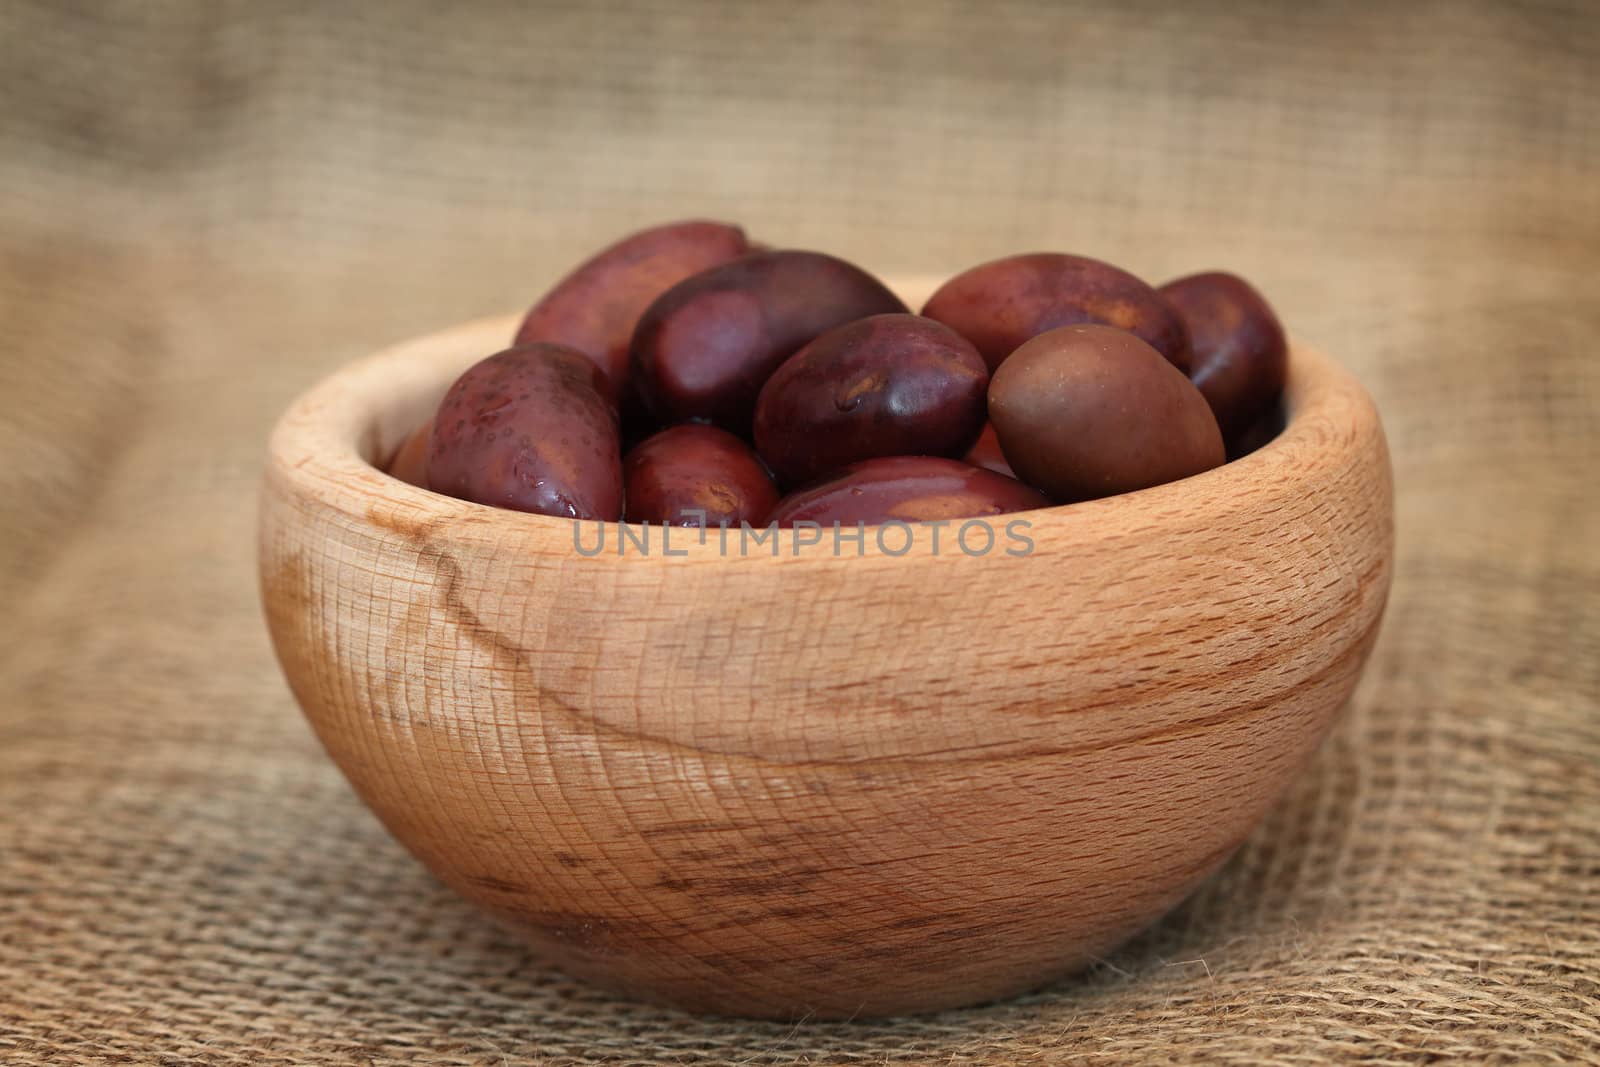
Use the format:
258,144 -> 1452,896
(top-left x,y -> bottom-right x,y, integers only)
259,278 -> 1393,1019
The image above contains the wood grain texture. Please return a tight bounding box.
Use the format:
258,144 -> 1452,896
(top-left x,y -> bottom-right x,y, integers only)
258,277 -> 1394,1019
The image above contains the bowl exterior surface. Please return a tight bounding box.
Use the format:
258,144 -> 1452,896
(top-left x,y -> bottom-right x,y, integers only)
260,311 -> 1392,1018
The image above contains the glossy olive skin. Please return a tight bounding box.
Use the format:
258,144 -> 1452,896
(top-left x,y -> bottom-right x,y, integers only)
922,253 -> 1190,373
753,314 -> 988,487
631,250 -> 908,432
514,220 -> 749,404
989,325 -> 1224,502
428,343 -> 622,520
767,456 -> 1048,527
1158,271 -> 1288,441
962,421 -> 1015,479
623,425 -> 778,527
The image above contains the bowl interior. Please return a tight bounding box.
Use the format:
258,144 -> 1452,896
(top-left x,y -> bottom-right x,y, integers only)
318,275 -> 1320,536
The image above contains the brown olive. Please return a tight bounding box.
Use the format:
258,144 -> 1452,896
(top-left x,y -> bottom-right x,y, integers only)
922,253 -> 1190,372
962,421 -> 1015,479
630,250 -> 908,432
988,324 -> 1223,501
623,425 -> 778,527
386,417 -> 433,488
429,343 -> 622,520
767,456 -> 1048,527
514,220 -> 749,405
753,314 -> 987,486
1158,271 -> 1287,441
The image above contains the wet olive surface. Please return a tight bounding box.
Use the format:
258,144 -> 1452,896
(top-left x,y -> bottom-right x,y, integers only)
754,313 -> 987,487
429,343 -> 622,520
623,424 -> 778,526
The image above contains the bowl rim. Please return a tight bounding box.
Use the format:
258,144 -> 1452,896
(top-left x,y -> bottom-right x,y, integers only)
264,302 -> 1380,564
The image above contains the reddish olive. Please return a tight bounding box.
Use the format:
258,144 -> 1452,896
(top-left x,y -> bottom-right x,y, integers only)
1158,271 -> 1288,441
429,343 -> 622,520
1226,399 -> 1288,461
922,252 -> 1190,372
767,456 -> 1048,527
514,219 -> 749,405
630,250 -> 907,432
753,314 -> 988,486
624,425 -> 778,527
962,422 -> 1015,479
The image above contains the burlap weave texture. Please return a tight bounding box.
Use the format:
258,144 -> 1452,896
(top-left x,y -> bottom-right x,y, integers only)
1,2 -> 1596,1063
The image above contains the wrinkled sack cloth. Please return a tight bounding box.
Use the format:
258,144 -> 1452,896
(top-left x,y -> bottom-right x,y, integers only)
1,2 -> 1595,1063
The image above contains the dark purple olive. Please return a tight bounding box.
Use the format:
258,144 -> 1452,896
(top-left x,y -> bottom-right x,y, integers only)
1226,397 -> 1288,461
922,253 -> 1190,372
753,314 -> 988,486
514,219 -> 749,405
623,425 -> 778,526
988,325 -> 1223,502
1158,271 -> 1288,441
962,422 -> 1015,479
428,343 -> 622,520
630,250 -> 908,432
767,456 -> 1048,527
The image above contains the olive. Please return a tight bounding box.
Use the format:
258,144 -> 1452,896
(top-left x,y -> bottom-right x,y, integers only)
922,252 -> 1190,372
624,425 -> 778,527
514,219 -> 749,405
631,250 -> 907,432
1226,398 -> 1288,461
753,314 -> 987,486
988,324 -> 1223,501
1158,271 -> 1287,441
385,417 -> 433,488
768,456 -> 1048,527
429,343 -> 622,520
962,422 -> 1015,479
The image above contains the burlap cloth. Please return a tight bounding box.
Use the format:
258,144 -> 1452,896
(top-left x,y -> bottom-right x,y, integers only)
2,2 -> 1596,1063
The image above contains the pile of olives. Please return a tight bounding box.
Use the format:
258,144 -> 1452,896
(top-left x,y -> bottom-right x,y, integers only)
387,220 -> 1287,527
